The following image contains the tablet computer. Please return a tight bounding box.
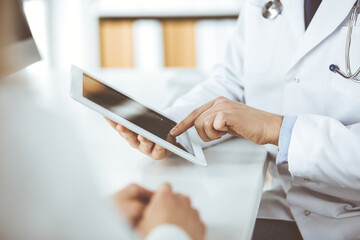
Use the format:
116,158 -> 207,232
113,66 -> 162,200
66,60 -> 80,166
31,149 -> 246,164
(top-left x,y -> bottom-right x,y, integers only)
70,66 -> 207,166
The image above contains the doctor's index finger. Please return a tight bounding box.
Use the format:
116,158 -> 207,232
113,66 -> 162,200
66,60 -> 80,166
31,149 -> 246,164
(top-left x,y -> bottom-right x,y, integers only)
170,100 -> 215,136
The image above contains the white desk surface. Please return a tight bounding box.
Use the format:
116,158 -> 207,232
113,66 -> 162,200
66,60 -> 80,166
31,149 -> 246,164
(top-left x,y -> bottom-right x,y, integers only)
73,69 -> 269,240
110,138 -> 268,240
7,66 -> 269,240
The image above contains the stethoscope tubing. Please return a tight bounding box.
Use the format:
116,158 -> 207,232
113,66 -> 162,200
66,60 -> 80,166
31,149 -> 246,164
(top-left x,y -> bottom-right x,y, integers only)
330,0 -> 360,82
330,65 -> 360,83
263,0 -> 360,83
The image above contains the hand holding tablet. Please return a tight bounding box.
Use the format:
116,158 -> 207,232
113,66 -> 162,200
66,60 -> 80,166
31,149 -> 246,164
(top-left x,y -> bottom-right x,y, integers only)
70,66 -> 207,166
105,118 -> 178,160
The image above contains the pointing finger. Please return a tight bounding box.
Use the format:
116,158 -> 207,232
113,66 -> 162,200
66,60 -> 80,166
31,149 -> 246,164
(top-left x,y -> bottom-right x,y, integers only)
170,99 -> 216,136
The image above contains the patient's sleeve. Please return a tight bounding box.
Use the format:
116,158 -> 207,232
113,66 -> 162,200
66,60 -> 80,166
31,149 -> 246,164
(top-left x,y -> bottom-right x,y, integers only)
145,224 -> 191,240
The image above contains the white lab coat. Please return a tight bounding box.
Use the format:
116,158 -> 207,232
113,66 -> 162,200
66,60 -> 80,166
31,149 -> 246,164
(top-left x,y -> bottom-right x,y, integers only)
165,0 -> 360,239
0,73 -> 190,240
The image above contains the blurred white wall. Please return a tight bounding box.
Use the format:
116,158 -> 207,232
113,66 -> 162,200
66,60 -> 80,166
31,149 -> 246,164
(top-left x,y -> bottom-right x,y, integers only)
98,0 -> 242,10
24,0 -> 92,72
133,20 -> 164,70
24,0 -> 47,63
24,0 -> 243,73
196,20 -> 236,72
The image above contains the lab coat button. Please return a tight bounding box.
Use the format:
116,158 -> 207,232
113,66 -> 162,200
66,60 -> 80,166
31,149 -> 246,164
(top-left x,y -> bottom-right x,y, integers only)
304,210 -> 311,216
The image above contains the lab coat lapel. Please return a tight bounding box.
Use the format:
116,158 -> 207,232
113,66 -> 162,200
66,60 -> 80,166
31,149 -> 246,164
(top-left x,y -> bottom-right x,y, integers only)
283,0 -> 305,41
286,0 -> 356,73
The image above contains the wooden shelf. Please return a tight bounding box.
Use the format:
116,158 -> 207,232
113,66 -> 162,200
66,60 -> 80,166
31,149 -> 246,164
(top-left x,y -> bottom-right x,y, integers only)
95,2 -> 242,68
99,19 -> 134,68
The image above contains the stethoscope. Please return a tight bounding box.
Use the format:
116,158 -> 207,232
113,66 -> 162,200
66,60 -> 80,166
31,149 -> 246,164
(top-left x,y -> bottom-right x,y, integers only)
262,0 -> 360,83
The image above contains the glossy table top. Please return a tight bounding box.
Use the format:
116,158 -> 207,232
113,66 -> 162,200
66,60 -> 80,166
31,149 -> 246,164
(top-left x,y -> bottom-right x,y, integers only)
2,65 -> 268,240
76,83 -> 269,239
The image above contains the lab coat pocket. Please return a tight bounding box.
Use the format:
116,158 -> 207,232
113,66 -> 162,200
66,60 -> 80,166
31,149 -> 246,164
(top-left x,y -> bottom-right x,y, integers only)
330,26 -> 360,101
330,73 -> 360,102
243,4 -> 282,74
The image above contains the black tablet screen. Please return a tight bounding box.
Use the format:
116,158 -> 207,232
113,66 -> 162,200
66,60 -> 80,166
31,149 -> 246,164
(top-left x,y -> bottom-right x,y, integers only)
82,73 -> 178,142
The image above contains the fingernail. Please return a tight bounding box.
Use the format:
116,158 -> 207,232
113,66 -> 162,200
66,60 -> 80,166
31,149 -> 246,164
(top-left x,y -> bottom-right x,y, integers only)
170,127 -> 179,136
158,183 -> 172,193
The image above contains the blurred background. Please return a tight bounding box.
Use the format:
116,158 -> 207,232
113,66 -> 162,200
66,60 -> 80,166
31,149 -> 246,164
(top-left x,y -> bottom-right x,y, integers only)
24,0 -> 243,73
0,2 -> 270,239
21,0 -> 246,116
3,0 -> 247,194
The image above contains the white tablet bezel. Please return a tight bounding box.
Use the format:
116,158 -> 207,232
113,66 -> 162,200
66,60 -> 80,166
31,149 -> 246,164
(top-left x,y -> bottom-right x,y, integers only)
70,65 -> 207,166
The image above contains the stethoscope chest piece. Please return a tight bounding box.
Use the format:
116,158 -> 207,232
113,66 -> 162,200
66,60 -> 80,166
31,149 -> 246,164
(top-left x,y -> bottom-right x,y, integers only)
262,0 -> 283,19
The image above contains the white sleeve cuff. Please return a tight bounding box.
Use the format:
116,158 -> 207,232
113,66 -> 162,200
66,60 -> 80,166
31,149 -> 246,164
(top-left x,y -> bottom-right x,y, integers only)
145,224 -> 191,240
276,115 -> 298,165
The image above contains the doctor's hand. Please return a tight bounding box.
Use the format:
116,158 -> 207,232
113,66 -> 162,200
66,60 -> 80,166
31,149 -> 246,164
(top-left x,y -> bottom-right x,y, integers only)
112,184 -> 153,227
170,97 -> 284,145
137,183 -> 206,240
105,118 -> 175,160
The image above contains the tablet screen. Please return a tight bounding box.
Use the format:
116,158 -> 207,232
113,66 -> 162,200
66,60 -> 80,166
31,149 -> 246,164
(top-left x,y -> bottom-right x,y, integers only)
82,73 -> 181,144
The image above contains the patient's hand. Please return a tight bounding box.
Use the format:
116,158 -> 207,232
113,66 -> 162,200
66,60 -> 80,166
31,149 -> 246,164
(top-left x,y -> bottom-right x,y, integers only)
112,184 -> 153,226
105,118 -> 176,160
113,183 -> 205,239
137,184 -> 206,240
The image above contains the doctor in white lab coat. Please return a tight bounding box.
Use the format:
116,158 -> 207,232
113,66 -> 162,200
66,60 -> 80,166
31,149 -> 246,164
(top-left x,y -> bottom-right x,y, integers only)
109,0 -> 360,239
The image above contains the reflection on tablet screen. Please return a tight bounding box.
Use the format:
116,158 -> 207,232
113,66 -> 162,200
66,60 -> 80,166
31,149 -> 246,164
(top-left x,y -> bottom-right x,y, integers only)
82,73 -> 192,154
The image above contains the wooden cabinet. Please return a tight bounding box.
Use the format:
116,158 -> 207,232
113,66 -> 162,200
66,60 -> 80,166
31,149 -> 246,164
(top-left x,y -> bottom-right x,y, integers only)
162,20 -> 196,67
98,13 -> 238,68
99,19 -> 134,68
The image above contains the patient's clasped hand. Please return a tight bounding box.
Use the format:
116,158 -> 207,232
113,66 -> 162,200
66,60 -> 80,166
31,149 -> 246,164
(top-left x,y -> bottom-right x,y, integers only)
113,183 -> 206,240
